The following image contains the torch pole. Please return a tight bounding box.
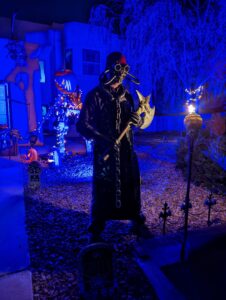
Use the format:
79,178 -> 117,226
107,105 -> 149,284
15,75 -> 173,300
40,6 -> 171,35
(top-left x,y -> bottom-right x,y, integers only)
181,112 -> 202,262
181,132 -> 194,261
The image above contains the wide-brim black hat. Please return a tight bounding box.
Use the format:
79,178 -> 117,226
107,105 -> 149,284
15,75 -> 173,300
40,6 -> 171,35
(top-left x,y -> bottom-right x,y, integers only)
105,52 -> 127,70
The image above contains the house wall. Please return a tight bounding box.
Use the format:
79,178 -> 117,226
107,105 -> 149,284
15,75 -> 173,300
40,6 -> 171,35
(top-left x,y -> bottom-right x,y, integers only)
64,22 -> 121,98
0,38 -> 29,137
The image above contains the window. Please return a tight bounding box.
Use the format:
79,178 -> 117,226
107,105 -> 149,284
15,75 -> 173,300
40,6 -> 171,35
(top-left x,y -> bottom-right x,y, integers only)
0,83 -> 10,126
82,49 -> 100,75
65,49 -> 73,70
39,61 -> 46,83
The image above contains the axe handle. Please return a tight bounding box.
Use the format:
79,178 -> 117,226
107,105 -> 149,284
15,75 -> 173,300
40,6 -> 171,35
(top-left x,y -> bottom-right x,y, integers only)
103,107 -> 144,161
115,107 -> 142,144
116,123 -> 131,144
103,123 -> 131,161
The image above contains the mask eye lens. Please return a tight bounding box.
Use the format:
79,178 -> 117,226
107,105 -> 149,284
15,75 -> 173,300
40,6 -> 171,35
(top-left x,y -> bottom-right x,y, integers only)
124,65 -> 130,73
114,64 -> 121,72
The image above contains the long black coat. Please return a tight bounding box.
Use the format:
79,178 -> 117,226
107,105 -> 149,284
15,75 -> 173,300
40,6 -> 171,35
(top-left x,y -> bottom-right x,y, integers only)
76,84 -> 141,221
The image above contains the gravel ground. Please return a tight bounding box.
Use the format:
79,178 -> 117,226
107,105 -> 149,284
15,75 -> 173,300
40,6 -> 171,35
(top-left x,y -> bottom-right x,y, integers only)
24,135 -> 226,299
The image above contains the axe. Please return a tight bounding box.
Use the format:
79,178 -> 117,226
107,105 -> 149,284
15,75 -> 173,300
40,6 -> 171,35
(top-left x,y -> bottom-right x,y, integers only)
103,90 -> 155,161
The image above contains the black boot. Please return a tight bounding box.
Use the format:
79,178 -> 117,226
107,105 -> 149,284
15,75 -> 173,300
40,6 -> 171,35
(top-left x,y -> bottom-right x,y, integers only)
88,219 -> 105,243
88,233 -> 103,243
130,214 -> 153,239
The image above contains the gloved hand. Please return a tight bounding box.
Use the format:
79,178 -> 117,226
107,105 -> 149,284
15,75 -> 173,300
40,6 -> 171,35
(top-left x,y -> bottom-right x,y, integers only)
128,112 -> 142,127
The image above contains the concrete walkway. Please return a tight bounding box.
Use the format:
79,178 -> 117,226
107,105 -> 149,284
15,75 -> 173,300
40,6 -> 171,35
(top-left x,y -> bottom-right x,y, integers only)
135,223 -> 226,300
0,157 -> 33,299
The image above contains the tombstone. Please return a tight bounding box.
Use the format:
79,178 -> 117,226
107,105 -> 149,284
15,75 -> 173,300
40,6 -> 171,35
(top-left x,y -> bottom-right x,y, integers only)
78,243 -> 115,300
28,161 -> 41,189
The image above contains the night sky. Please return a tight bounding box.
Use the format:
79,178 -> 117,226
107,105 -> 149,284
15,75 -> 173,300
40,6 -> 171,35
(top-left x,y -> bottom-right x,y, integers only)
0,0 -> 100,24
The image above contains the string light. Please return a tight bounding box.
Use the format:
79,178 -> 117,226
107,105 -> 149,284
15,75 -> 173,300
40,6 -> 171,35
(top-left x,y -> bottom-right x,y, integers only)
34,73 -> 83,164
185,85 -> 204,97
185,85 -> 204,114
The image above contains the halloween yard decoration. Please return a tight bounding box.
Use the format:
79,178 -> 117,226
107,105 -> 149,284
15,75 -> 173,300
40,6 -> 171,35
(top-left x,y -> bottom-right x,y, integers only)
77,52 -> 155,242
28,160 -> 41,190
103,89 -> 155,161
32,70 -> 83,162
180,86 -> 203,261
78,243 -> 115,300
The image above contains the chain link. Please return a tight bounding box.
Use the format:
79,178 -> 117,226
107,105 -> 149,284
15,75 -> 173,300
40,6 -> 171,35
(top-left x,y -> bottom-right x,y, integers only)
114,97 -> 121,209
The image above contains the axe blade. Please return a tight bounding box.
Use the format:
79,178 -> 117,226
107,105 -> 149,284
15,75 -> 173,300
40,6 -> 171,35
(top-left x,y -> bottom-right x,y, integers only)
136,90 -> 155,129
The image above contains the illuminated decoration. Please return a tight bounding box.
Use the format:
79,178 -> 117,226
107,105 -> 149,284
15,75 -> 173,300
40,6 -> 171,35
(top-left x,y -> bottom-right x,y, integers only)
54,120 -> 69,155
85,139 -> 93,154
34,70 -> 83,162
48,146 -> 60,167
185,85 -> 203,100
54,69 -> 83,110
34,99 -> 70,161
184,86 -> 203,134
188,104 -> 196,114
52,70 -> 82,157
181,91 -> 203,261
185,85 -> 204,114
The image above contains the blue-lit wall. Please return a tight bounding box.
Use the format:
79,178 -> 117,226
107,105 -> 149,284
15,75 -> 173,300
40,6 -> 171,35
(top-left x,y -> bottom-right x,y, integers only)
64,22 -> 121,98
25,29 -> 63,107
0,39 -> 15,79
0,39 -> 29,136
0,22 -> 122,138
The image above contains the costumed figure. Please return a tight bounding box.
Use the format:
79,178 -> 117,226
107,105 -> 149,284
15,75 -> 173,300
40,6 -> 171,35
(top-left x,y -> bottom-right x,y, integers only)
76,52 -> 154,242
24,134 -> 39,163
